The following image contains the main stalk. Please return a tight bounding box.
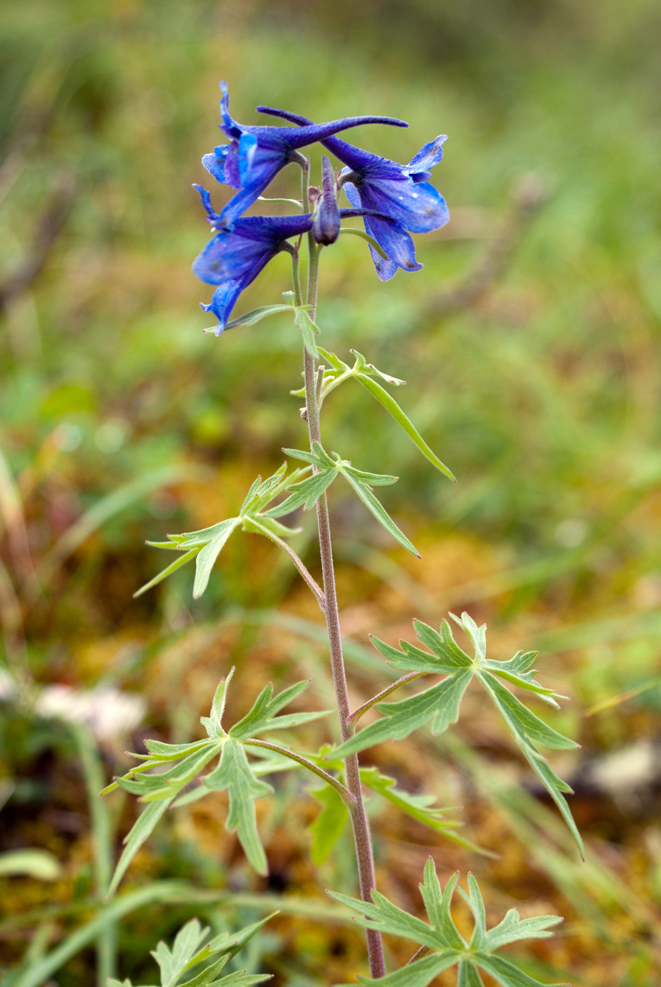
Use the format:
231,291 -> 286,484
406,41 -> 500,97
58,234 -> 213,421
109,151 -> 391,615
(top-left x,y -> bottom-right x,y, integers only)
298,193 -> 385,976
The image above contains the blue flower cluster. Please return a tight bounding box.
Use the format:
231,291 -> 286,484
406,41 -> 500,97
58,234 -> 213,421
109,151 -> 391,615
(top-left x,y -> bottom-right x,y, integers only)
194,83 -> 449,335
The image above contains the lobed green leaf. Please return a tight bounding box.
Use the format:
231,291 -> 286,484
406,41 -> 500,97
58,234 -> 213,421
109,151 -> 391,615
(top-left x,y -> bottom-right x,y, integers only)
204,739 -> 272,875
355,372 -> 456,481
329,862 -> 566,987
341,468 -> 420,556
192,518 -> 242,598
337,952 -> 459,987
333,672 -> 472,759
106,800 -> 171,899
366,613 -> 581,849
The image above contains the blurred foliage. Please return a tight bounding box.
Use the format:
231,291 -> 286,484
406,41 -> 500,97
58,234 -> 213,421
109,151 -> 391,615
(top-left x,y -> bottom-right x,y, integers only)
1,0 -> 661,984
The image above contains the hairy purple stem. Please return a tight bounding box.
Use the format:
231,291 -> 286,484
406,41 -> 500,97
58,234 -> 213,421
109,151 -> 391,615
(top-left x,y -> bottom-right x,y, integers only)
298,201 -> 385,977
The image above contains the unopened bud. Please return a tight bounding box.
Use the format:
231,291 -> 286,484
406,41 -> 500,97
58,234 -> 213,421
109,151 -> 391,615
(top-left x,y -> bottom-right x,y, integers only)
312,156 -> 341,245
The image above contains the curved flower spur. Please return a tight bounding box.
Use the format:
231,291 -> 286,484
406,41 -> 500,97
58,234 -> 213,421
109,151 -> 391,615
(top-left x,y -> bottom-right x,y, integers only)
256,104 -> 449,279
203,81 -> 410,227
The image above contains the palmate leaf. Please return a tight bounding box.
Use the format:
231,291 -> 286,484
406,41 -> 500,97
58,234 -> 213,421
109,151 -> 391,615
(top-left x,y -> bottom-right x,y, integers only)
332,672 -> 472,758
108,916 -> 273,987
104,672 -> 324,892
271,441 -> 419,556
204,739 -> 273,875
331,612 -> 582,853
134,464 -> 309,599
332,860 -> 567,987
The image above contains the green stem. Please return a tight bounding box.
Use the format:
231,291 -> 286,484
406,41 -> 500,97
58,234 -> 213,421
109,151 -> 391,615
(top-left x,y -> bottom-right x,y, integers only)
318,368 -> 354,406
244,739 -> 354,805
338,226 -> 389,259
291,250 -> 304,309
247,518 -> 325,609
347,671 -> 428,727
301,276 -> 386,980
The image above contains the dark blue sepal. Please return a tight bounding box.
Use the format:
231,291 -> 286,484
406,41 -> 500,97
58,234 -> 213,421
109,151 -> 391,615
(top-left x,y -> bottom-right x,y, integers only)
257,105 -> 448,276
205,82 -> 410,227
192,201 -> 316,335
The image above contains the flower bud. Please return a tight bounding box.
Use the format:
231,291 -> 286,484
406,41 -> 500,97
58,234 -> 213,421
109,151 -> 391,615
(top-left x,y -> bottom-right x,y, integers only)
312,156 -> 341,245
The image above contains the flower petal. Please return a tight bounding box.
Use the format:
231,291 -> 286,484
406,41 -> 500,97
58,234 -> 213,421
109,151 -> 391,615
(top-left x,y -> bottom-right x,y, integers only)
357,178 -> 449,234
237,132 -> 259,184
365,215 -> 422,276
192,229 -> 270,285
219,80 -> 243,140
202,144 -> 241,189
344,182 -> 419,279
363,216 -> 399,281
406,135 -> 447,179
202,146 -> 230,185
193,183 -> 221,224
201,280 -> 244,335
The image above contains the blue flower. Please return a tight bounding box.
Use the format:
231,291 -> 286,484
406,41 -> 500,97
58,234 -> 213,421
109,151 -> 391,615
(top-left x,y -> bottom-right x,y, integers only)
193,186 -> 396,335
202,82 -> 409,227
256,105 -> 449,280
192,187 -> 314,335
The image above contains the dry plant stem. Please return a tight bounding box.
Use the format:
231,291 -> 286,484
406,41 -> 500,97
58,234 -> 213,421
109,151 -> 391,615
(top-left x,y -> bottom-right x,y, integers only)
301,240 -> 385,980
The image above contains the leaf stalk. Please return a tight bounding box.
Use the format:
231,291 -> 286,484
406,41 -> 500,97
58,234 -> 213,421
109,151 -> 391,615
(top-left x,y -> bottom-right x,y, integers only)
243,739 -> 354,806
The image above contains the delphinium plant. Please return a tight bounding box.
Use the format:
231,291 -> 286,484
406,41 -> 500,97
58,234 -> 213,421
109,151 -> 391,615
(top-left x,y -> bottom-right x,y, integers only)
103,82 -> 582,987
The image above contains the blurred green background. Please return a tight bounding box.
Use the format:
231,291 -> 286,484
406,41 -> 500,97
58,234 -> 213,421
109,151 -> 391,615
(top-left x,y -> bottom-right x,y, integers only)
1,1 -> 661,984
